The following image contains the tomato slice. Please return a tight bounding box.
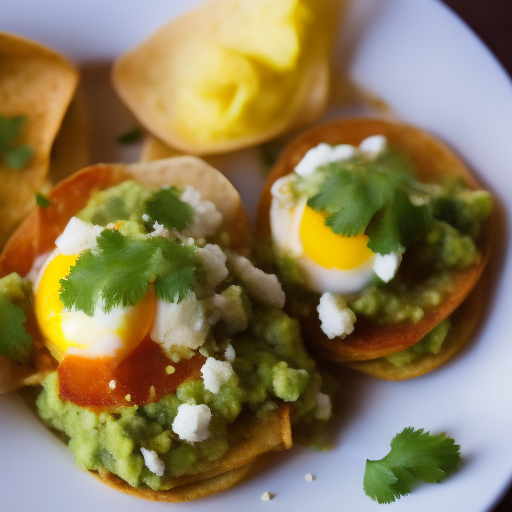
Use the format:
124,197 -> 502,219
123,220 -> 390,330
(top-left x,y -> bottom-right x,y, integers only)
58,337 -> 204,410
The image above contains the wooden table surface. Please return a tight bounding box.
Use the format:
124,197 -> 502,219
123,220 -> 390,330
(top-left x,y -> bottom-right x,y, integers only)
440,1 -> 511,510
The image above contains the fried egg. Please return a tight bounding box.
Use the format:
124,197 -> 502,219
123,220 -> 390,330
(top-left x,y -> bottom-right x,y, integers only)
35,250 -> 156,362
269,137 -> 401,295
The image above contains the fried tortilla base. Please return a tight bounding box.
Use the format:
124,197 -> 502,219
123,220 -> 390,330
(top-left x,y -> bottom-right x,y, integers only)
344,276 -> 485,380
95,406 -> 292,501
0,32 -> 78,248
256,118 -> 493,374
0,157 -> 252,392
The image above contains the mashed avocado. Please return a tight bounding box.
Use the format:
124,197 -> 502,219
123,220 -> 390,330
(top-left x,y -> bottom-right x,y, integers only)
384,318 -> 451,367
37,308 -> 328,490
0,272 -> 31,301
0,273 -> 33,364
77,181 -> 151,226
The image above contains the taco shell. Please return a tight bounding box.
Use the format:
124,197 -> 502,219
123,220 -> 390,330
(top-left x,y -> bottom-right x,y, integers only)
256,118 -> 493,377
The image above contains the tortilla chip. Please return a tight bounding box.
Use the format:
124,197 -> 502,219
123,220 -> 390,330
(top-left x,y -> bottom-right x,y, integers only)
96,406 -> 291,501
0,157 -> 253,392
47,88 -> 90,185
112,0 -> 340,155
140,135 -> 182,162
0,32 -> 79,248
256,118 -> 493,368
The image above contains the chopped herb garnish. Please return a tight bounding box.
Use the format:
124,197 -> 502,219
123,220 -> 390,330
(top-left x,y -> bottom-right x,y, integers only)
36,193 -> 51,208
117,127 -> 144,145
0,296 -> 33,365
60,230 -> 200,316
306,154 -> 431,255
363,427 -> 461,504
145,187 -> 194,231
0,115 -> 34,169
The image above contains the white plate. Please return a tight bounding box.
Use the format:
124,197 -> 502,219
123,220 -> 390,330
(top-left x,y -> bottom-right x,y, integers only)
1,1 -> 512,511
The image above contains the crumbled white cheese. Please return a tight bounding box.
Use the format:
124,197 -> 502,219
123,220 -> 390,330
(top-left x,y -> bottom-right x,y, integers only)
331,144 -> 356,161
201,357 -> 234,394
315,391 -> 332,421
305,473 -> 315,482
294,143 -> 332,177
224,343 -> 236,362
317,293 -> 356,339
409,194 -> 430,206
147,221 -> 170,239
212,286 -> 249,334
359,135 -> 387,157
108,380 -> 116,390
373,252 -> 402,282
196,244 -> 228,292
172,403 -> 211,443
228,254 -> 285,309
141,213 -> 150,222
140,448 -> 165,477
261,492 -> 274,501
294,143 -> 356,177
150,293 -> 209,350
55,217 -> 103,255
181,186 -> 223,238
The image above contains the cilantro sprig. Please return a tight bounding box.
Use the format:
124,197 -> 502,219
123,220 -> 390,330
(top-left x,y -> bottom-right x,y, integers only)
306,155 -> 431,255
0,296 -> 33,364
363,427 -> 461,504
0,115 -> 34,169
59,230 -> 201,316
145,187 -> 194,231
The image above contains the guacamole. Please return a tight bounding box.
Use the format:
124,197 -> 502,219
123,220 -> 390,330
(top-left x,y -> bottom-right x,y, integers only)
0,273 -> 33,364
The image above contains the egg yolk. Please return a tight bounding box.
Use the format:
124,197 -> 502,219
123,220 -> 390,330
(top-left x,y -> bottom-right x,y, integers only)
299,205 -> 375,270
35,253 -> 156,363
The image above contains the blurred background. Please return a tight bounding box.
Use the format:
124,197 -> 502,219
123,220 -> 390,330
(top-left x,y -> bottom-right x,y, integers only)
443,0 -> 511,77
441,1 -> 511,511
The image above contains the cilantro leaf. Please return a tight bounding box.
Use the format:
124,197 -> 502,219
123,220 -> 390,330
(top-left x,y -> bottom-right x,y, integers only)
363,427 -> 461,504
4,144 -> 34,169
59,230 -> 200,316
0,296 -> 33,364
36,192 -> 51,208
145,187 -> 194,231
307,157 -> 431,255
0,115 -> 34,170
117,127 -> 144,145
